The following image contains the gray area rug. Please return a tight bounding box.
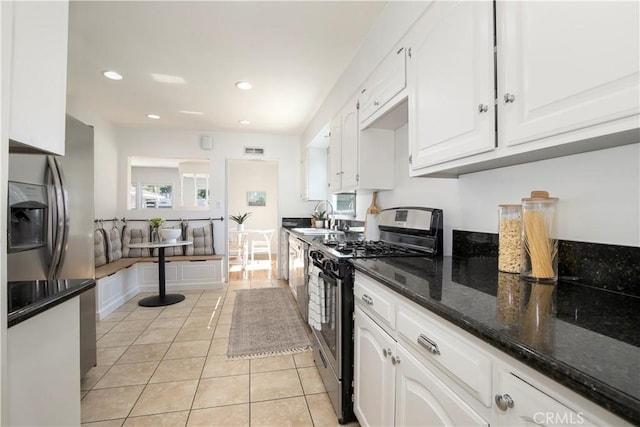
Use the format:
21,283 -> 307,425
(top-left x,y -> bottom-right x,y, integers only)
227,287 -> 312,359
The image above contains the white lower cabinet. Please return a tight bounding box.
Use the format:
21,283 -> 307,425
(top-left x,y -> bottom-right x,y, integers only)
354,306 -> 396,427
354,305 -> 487,427
8,298 -> 81,426
494,370 -> 596,427
353,272 -> 630,427
395,345 -> 488,426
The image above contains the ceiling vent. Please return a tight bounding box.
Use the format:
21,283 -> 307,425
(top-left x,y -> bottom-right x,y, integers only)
244,146 -> 265,155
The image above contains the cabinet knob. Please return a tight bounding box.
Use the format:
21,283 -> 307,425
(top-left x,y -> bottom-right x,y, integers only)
391,355 -> 401,365
374,101 -> 380,106
495,393 -> 515,411
478,104 -> 489,113
503,93 -> 516,103
361,294 -> 374,305
382,348 -> 392,358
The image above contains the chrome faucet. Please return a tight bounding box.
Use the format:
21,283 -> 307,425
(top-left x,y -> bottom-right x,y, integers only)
313,200 -> 334,229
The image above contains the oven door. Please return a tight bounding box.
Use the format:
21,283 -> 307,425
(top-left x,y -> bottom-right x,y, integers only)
314,270 -> 341,378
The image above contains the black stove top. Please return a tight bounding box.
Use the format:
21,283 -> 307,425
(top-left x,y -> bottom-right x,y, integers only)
322,239 -> 426,258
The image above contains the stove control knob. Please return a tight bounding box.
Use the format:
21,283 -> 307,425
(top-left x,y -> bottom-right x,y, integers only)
310,251 -> 324,262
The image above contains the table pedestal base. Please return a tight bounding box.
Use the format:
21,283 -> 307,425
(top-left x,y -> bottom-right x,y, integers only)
138,294 -> 185,307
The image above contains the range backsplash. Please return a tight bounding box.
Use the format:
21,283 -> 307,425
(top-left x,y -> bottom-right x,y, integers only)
452,230 -> 639,298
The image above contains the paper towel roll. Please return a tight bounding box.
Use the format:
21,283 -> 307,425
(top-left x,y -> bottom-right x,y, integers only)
365,214 -> 380,241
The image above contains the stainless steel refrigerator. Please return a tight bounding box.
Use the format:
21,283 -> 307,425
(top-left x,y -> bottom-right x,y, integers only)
8,114 -> 96,376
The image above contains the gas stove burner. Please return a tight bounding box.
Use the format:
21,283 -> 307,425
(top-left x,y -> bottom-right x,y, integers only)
323,239 -> 423,258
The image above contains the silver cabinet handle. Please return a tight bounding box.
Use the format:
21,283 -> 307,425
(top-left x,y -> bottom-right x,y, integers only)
495,394 -> 515,411
478,104 -> 489,113
391,355 -> 401,365
417,334 -> 440,355
382,348 -> 392,358
361,294 -> 374,305
374,101 -> 380,106
503,93 -> 516,103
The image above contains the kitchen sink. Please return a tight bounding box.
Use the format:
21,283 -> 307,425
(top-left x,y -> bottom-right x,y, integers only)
292,227 -> 345,235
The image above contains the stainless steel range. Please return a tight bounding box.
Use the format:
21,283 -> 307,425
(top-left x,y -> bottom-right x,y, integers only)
307,207 -> 443,424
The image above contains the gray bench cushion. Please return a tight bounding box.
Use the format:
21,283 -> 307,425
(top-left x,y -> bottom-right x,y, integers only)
105,227 -> 123,262
122,226 -> 150,257
94,229 -> 107,267
185,223 -> 215,256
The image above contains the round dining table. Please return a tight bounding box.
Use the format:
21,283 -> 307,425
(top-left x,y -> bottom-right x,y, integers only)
127,240 -> 193,307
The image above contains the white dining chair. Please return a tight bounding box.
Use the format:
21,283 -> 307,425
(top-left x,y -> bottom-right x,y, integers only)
228,232 -> 248,269
250,229 -> 274,266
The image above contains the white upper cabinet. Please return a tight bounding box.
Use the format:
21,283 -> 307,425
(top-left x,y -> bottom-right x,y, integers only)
329,96 -> 395,194
340,99 -> 359,191
329,114 -> 343,193
497,1 -> 639,151
408,0 -> 495,174
408,0 -> 639,177
360,46 -> 407,127
300,147 -> 328,201
301,125 -> 329,201
9,0 -> 69,155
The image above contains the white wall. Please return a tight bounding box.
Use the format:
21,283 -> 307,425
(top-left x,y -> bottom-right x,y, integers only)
116,127 -> 316,254
0,2 -> 11,423
228,159 -> 279,252
66,96 -> 119,219
374,125 -> 640,255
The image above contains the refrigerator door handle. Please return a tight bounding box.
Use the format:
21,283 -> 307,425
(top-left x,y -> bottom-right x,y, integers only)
47,156 -> 68,279
54,156 -> 70,274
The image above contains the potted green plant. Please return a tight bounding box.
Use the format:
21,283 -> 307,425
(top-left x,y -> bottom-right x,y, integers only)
312,210 -> 327,228
149,217 -> 165,242
230,212 -> 252,231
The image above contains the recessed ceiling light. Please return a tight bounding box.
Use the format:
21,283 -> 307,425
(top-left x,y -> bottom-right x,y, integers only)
179,110 -> 204,115
146,114 -> 160,120
235,81 -> 252,90
239,120 -> 251,125
151,73 -> 185,84
103,70 -> 123,80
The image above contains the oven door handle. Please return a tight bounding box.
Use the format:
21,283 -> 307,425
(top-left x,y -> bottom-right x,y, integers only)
318,272 -> 337,286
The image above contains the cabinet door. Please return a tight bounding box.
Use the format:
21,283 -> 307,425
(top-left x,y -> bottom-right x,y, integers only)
340,99 -> 359,191
354,307 -> 396,427
408,0 -> 495,172
497,1 -> 639,148
360,46 -> 407,124
305,147 -> 328,201
10,0 -> 68,155
328,115 -> 342,193
300,149 -> 309,200
395,345 -> 488,427
494,370 -> 596,426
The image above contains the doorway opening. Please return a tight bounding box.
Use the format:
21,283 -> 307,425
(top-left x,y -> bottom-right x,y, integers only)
226,159 -> 279,281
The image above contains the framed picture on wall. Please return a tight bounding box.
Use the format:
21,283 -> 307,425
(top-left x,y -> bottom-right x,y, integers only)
247,191 -> 266,207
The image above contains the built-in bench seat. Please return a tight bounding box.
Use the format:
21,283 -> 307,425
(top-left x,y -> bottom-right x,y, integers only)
95,254 -> 225,320
95,254 -> 224,280
94,220 -> 224,319
95,258 -> 139,280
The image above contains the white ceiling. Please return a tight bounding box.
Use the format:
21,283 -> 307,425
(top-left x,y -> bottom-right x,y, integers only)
67,1 -> 387,135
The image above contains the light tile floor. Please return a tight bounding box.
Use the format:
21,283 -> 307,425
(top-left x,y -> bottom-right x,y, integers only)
82,268 -> 359,427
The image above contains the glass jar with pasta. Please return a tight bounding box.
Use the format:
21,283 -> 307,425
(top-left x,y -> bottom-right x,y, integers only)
498,204 -> 522,273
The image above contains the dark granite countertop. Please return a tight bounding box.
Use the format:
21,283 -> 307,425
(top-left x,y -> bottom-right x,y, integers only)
351,255 -> 640,424
8,278 -> 96,327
